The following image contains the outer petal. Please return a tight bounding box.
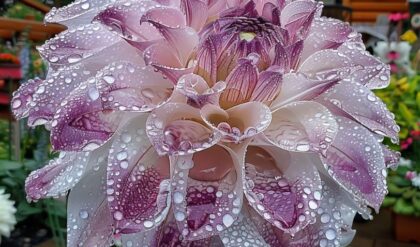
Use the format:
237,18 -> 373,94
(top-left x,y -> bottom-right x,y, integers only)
67,150 -> 113,247
169,144 -> 244,240
280,0 -> 319,40
270,72 -> 338,109
382,145 -> 400,169
107,115 -> 171,234
11,78 -> 42,119
201,102 -> 272,143
321,117 -> 387,212
96,62 -> 173,112
338,42 -> 390,89
244,145 -> 322,235
264,101 -> 338,153
181,0 -> 209,31
146,103 -> 221,155
316,79 -> 399,142
25,152 -> 89,201
45,0 -> 114,27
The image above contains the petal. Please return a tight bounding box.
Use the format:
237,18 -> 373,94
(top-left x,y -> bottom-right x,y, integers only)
382,145 -> 400,169
25,65 -> 93,126
107,115 -> 171,234
264,101 -> 338,153
301,17 -> 358,61
195,35 -> 219,86
50,78 -> 123,151
11,78 -> 42,119
67,153 -> 113,247
316,79 -> 399,141
201,102 -> 272,143
244,145 -> 322,235
39,24 -> 140,70
219,214 -> 268,246
25,152 -> 89,201
170,144 -> 244,240
176,73 -> 226,108
181,0 -> 209,31
272,40 -> 303,72
146,103 -> 221,155
250,67 -> 282,103
144,43 -> 196,83
270,72 -> 338,109
298,49 -> 355,81
96,62 -> 173,112
220,54 -> 259,108
338,42 -> 391,89
280,0 -> 318,40
321,117 -> 387,212
45,0 -> 114,27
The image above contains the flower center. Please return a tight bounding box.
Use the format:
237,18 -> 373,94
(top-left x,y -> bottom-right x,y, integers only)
239,32 -> 257,42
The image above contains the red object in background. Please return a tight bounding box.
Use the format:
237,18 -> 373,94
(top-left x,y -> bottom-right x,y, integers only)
0,53 -> 20,65
0,64 -> 22,80
393,213 -> 420,243
0,64 -> 22,111
388,12 -> 410,22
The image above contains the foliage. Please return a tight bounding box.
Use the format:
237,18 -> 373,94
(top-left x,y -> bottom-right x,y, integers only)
374,75 -> 420,145
3,3 -> 44,21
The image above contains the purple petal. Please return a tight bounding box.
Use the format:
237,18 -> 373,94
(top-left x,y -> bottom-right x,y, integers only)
272,40 -> 303,72
338,42 -> 391,89
146,103 -> 221,155
25,152 -> 88,201
195,35 -> 219,86
11,78 -> 42,119
67,153 -> 113,247
107,115 -> 171,234
270,72 -> 339,109
45,0 -> 114,27
265,101 -> 338,153
250,67 -> 282,103
382,145 -> 400,169
176,73 -> 226,108
201,102 -> 272,143
280,0 -> 319,40
169,144 -> 244,240
96,62 -> 173,112
316,79 -> 399,141
219,214 -> 268,246
321,117 -> 387,212
220,54 -> 259,108
181,0 -> 209,31
244,145 -> 322,235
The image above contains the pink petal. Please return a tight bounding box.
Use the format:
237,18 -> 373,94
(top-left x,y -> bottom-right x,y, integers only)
244,145 -> 322,235
382,145 -> 400,169
107,115 -> 171,234
176,73 -> 226,108
220,54 -> 259,108
195,35 -> 219,86
321,117 -> 387,212
144,43 -> 196,83
146,103 -> 221,155
280,0 -> 319,40
11,78 -> 42,119
301,17 -> 357,61
316,79 -> 399,142
270,72 -> 338,109
169,144 -> 244,240
338,42 -> 390,89
201,102 -> 272,143
96,62 -> 173,112
67,154 -> 113,247
181,0 -> 209,31
272,40 -> 303,71
298,49 -> 354,81
45,0 -> 114,27
25,152 -> 88,201
265,101 -> 338,153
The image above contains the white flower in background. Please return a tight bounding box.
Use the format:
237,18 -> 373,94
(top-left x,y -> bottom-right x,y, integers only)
0,189 -> 16,244
412,175 -> 420,189
373,41 -> 415,76
399,157 -> 413,168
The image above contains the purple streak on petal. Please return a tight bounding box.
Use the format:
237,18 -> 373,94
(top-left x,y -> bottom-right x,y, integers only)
265,101 -> 338,154
244,146 -> 322,235
181,0 -> 209,31
11,78 -> 42,119
195,35 -> 219,86
321,117 -> 387,212
316,79 -> 399,141
250,67 -> 282,102
107,115 -> 171,234
272,40 -> 303,71
280,0 -> 318,41
381,145 -> 400,169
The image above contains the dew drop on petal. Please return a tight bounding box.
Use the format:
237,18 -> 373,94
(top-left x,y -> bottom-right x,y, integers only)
222,214 -> 234,227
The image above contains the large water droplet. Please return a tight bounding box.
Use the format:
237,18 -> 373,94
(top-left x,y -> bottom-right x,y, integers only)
222,214 -> 234,227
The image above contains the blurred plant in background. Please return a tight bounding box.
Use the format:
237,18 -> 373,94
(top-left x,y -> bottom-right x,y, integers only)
0,188 -> 16,245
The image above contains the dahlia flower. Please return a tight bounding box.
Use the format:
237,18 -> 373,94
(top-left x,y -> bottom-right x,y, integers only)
12,0 -> 400,246
0,189 -> 16,244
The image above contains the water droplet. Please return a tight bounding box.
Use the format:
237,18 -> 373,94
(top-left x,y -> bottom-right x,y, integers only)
114,211 -> 123,221
12,99 -> 21,109
49,56 -> 59,63
81,2 -> 90,9
325,229 -> 336,240
223,214 -> 234,227
320,213 -> 330,223
143,220 -> 154,228
116,151 -> 128,161
173,191 -> 184,204
79,210 -> 89,219
296,144 -> 310,152
103,75 -> 115,84
308,200 -> 318,209
67,54 -> 82,63
175,211 -> 186,221
88,87 -> 100,100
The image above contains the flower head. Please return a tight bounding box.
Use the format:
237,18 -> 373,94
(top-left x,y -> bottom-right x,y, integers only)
0,189 -> 16,244
12,0 -> 399,246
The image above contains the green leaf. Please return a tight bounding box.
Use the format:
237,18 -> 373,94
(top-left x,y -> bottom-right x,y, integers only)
17,201 -> 43,216
0,160 -> 23,172
398,103 -> 414,123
